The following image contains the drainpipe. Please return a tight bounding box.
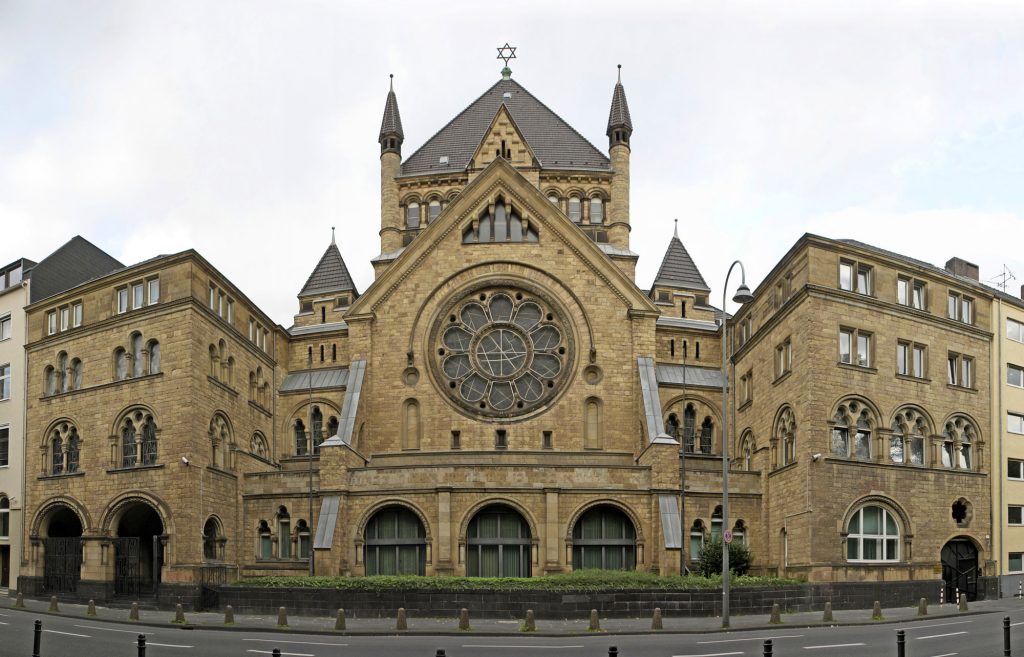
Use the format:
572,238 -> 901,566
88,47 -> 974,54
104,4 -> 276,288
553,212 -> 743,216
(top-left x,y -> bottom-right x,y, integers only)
997,300 -> 1004,593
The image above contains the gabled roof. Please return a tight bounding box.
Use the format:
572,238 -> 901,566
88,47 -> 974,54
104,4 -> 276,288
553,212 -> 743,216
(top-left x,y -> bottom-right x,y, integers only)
29,236 -> 124,303
298,242 -> 358,299
401,78 -> 610,176
379,83 -> 404,142
606,79 -> 633,136
652,235 -> 710,293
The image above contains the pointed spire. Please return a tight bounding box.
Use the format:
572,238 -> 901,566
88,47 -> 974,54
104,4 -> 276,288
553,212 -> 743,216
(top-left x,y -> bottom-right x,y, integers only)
606,65 -> 633,147
299,241 -> 359,299
379,74 -> 404,154
652,229 -> 710,293
673,218 -> 679,239
331,226 -> 336,245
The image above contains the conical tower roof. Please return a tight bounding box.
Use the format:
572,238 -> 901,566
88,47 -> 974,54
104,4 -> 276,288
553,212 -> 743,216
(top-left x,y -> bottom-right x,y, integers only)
299,239 -> 358,299
378,76 -> 404,143
652,230 -> 710,293
606,67 -> 633,137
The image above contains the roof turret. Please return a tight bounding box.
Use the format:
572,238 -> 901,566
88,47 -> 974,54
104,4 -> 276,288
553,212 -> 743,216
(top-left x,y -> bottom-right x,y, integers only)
379,74 -> 404,154
606,65 -> 633,147
652,222 -> 710,293
299,233 -> 359,299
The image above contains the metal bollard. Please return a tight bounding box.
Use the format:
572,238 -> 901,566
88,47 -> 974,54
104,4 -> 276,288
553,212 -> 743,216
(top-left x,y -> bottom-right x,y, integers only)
33,620 -> 42,657
608,647 -> 618,657
1005,615 -> 1012,657
272,650 -> 281,657
763,638 -> 773,656
137,633 -> 146,657
435,650 -> 446,657
896,630 -> 905,657
940,585 -> 945,605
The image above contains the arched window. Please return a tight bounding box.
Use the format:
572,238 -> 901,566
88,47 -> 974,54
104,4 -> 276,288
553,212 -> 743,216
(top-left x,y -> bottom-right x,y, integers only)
847,505 -> 899,562
208,344 -> 217,377
699,417 -> 713,454
115,347 -> 128,381
584,398 -> 602,449
0,496 -> 8,538
462,199 -> 538,243
294,419 -> 307,456
891,407 -> 932,465
428,199 -> 441,223
711,505 -> 723,541
50,431 -> 63,475
45,366 -> 56,396
732,520 -> 746,546
689,520 -> 705,561
258,520 -> 272,559
775,406 -> 796,466
251,432 -> 268,458
209,414 -> 230,469
589,197 -> 603,224
311,406 -> 324,454
943,416 -> 977,470
855,413 -> 871,460
571,506 -> 636,570
131,334 -> 144,378
148,341 -> 160,375
277,506 -> 291,559
683,404 -> 696,453
466,504 -> 531,577
889,418 -> 905,463
141,416 -> 158,465
121,420 -> 137,467
665,413 -> 680,441
331,344 -> 337,361
297,520 -> 311,559
203,517 -> 222,561
71,358 -> 82,390
319,344 -> 324,362
67,427 -> 80,473
567,197 -> 582,223
740,431 -> 754,470
364,506 -> 427,575
119,410 -> 156,468
832,401 -> 873,460
831,410 -> 849,456
547,193 -> 559,205
326,416 -> 339,441
58,352 -> 68,392
406,202 -> 420,228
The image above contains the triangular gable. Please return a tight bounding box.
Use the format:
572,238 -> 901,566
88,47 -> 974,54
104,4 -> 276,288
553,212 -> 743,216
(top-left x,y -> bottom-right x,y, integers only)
299,243 -> 359,299
468,105 -> 538,172
348,157 -> 658,319
652,236 -> 710,293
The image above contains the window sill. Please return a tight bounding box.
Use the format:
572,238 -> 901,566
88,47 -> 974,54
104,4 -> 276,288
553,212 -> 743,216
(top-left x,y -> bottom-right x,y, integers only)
37,471 -> 85,481
946,384 -> 977,394
248,400 -> 272,417
106,463 -> 165,474
772,370 -> 792,386
769,461 -> 799,476
42,372 -> 163,400
281,454 -> 321,463
207,376 -> 239,397
837,362 -> 877,374
896,373 -> 930,383
737,399 -> 753,412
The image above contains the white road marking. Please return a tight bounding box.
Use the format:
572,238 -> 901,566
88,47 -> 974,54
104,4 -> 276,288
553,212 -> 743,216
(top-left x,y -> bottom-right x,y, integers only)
671,652 -> 744,657
144,642 -> 193,648
244,639 -> 348,647
905,620 -> 972,630
43,629 -> 91,638
0,612 -> 9,616
699,635 -> 804,644
916,631 -> 968,640
246,652 -> 314,657
75,623 -> 150,634
928,653 -> 958,657
463,646 -> 585,650
0,621 -> 7,625
802,644 -> 865,650
1011,621 -> 1024,627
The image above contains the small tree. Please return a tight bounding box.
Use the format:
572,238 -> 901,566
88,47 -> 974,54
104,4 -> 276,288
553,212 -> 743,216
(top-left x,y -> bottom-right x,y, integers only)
697,537 -> 753,577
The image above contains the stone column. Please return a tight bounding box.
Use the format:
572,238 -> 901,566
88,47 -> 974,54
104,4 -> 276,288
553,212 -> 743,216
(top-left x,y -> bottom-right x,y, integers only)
544,488 -> 561,573
436,487 -> 453,575
608,143 -> 631,250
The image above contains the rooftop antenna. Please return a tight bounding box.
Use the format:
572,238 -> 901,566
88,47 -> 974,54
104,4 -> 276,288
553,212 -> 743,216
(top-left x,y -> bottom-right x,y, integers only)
989,264 -> 1016,292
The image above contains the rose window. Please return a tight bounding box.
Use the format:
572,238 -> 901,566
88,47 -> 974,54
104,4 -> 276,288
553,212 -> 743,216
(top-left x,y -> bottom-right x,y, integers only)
434,287 -> 573,418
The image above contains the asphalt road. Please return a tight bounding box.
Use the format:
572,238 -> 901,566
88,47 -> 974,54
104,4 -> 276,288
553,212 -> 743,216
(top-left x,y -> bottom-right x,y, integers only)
0,605 -> 1021,657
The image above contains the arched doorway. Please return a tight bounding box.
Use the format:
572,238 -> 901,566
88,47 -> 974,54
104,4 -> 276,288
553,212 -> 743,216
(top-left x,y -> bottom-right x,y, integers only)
114,502 -> 164,596
571,505 -> 637,570
364,506 -> 427,575
42,506 -> 83,593
466,504 -> 531,577
941,538 -> 979,602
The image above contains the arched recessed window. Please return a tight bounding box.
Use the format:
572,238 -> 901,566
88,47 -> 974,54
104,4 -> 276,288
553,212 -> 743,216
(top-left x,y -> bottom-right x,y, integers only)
294,419 -> 307,456
466,505 -> 531,577
115,347 -> 128,381
121,419 -> 137,468
547,193 -> 559,205
148,340 -> 160,375
364,506 -> 427,575
51,430 -> 63,475
572,506 -> 636,570
589,197 -> 603,224
203,517 -> 222,561
689,520 -> 705,561
131,333 -> 144,378
258,520 -> 272,560
250,432 -> 268,458
567,197 -> 582,223
118,410 -> 156,468
584,398 -> 602,449
67,427 -> 80,473
327,416 -> 339,441
428,199 -> 441,223
847,505 -> 899,562
297,520 -> 311,559
683,404 -> 696,453
832,402 -> 873,460
943,416 -> 977,469
311,406 -> 324,454
462,199 -> 538,243
711,505 -> 723,541
71,358 -> 82,390
58,352 -> 68,392
0,496 -> 8,538
740,432 -> 754,471
699,417 -> 713,454
209,414 -> 230,469
331,344 -> 337,362
141,416 -> 158,465
277,506 -> 291,559
406,202 -> 421,228
665,413 -> 680,441
732,520 -> 746,546
208,344 -> 217,377
775,406 -> 796,466
45,366 -> 56,396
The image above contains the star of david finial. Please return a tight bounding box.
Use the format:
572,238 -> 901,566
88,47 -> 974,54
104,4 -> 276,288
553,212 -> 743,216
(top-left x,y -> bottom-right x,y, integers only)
496,43 -> 517,66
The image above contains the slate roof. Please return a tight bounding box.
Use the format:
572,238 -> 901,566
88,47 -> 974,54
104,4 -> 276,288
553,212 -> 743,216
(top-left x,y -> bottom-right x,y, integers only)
401,78 -> 611,176
287,321 -> 348,337
651,236 -> 711,292
28,236 -> 124,304
606,79 -> 633,136
280,367 -> 349,392
379,83 -> 404,142
299,243 -> 358,298
656,364 -> 726,389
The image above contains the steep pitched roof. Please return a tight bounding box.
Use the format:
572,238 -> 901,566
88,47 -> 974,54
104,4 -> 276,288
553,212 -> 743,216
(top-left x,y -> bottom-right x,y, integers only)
29,236 -> 124,303
606,79 -> 633,136
299,242 -> 358,298
652,235 -> 710,293
379,83 -> 404,142
401,78 -> 610,176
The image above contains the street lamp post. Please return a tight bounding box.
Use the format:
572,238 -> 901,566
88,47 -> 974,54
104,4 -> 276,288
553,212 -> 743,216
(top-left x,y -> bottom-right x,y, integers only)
720,260 -> 754,629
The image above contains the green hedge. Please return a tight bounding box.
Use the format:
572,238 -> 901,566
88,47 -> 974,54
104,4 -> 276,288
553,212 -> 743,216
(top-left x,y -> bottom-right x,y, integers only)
239,569 -> 800,591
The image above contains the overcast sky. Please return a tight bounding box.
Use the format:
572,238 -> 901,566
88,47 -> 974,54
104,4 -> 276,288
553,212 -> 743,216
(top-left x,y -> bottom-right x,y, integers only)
2,0 -> 1023,324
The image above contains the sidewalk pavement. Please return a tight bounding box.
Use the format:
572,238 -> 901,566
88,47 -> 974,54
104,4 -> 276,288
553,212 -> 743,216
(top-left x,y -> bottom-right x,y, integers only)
7,594 -> 1024,636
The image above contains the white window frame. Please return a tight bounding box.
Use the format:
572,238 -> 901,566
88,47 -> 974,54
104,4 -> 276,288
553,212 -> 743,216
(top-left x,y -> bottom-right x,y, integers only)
1010,505 -> 1024,526
117,288 -> 128,314
1009,364 -> 1024,389
840,328 -> 871,367
846,506 -> 900,563
896,342 -> 909,376
47,310 -> 57,334
1008,458 -> 1024,481
59,306 -> 69,332
0,314 -> 10,341
148,278 -> 160,305
1009,318 -> 1024,343
72,302 -> 83,328
0,363 -> 10,401
1010,412 -> 1024,435
1010,552 -> 1024,574
132,282 -> 144,310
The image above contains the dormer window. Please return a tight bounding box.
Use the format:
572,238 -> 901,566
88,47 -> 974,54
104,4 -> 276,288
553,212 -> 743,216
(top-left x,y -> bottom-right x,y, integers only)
406,202 -> 421,228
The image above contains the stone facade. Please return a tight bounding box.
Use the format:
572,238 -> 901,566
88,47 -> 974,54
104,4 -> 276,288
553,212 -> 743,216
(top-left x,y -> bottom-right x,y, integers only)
14,67 -> 1003,604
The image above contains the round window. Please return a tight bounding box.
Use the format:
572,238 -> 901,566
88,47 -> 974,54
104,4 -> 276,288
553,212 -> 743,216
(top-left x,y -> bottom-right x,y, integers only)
432,285 -> 574,419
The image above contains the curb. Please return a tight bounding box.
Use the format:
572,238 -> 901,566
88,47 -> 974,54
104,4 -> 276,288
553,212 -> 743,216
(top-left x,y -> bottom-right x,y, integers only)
4,602 -> 1003,638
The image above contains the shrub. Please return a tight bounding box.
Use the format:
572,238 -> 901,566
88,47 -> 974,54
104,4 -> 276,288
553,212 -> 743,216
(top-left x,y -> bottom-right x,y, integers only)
696,538 -> 753,577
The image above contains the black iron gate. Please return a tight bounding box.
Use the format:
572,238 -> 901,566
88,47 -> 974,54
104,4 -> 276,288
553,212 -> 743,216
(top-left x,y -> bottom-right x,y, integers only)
942,538 -> 979,602
114,537 -> 141,597
43,537 -> 82,593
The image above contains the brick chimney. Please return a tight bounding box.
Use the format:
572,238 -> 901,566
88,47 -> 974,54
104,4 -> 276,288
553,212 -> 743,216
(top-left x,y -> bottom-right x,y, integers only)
945,257 -> 979,281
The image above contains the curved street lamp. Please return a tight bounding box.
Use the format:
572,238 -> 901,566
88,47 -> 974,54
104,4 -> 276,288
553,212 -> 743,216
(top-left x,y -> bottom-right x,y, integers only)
721,261 -> 754,628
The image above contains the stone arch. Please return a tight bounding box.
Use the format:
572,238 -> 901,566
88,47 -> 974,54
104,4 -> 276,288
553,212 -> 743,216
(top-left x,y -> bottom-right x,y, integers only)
250,431 -> 269,458
99,491 -> 174,538
739,428 -> 756,470
400,192 -> 423,206
829,394 -> 883,427
458,497 -> 540,544
542,187 -> 562,200
585,187 -> 609,200
937,531 -> 986,560
939,411 -> 984,442
209,411 -> 234,468
663,393 -> 722,425
31,496 -> 91,536
891,404 -> 935,436
563,186 -> 585,199
110,404 -> 160,438
839,493 -> 912,540
563,498 -> 645,543
41,416 -> 81,448
355,498 -> 433,543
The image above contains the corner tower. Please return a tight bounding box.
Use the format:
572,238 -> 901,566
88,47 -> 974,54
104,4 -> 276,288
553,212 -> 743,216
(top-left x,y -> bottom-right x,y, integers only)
294,230 -> 359,329
606,65 -> 633,251
379,75 -> 404,259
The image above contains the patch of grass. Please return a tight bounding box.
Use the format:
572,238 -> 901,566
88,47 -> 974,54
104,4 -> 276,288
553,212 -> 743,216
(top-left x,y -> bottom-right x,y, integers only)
238,569 -> 800,591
